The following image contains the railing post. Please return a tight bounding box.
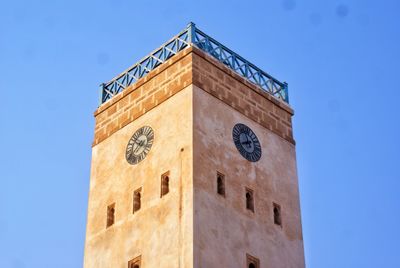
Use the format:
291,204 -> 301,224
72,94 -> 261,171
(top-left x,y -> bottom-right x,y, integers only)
283,82 -> 289,103
99,83 -> 104,105
187,22 -> 196,45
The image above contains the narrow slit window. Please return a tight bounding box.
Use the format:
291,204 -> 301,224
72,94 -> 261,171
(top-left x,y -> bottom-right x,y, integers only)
128,255 -> 141,268
273,203 -> 282,226
246,188 -> 254,212
106,203 -> 115,228
133,188 -> 141,213
217,172 -> 225,196
246,254 -> 260,268
161,172 -> 170,197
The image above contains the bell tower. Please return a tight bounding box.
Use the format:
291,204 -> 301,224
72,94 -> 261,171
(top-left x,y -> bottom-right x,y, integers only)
84,23 -> 305,268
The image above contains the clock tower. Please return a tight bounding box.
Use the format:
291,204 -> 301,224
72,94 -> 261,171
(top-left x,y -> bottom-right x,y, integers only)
84,23 -> 305,268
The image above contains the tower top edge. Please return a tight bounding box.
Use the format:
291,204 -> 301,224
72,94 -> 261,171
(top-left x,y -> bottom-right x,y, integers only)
99,23 -> 289,105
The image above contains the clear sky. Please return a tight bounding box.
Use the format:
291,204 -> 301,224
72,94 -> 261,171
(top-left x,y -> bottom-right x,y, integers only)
0,0 -> 399,267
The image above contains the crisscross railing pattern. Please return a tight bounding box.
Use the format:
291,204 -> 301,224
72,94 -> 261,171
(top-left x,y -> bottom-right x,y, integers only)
99,23 -> 289,104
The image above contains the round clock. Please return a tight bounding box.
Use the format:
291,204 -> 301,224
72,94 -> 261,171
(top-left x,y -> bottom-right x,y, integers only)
126,126 -> 154,165
232,123 -> 262,162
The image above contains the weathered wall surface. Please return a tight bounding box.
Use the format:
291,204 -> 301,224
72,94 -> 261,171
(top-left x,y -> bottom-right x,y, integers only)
84,86 -> 193,268
85,44 -> 304,268
193,85 -> 305,268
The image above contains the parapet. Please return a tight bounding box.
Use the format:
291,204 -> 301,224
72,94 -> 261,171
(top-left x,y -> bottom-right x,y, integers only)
99,22 -> 289,105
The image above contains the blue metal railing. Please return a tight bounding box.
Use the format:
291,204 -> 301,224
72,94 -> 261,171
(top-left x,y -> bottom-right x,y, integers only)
99,22 -> 289,104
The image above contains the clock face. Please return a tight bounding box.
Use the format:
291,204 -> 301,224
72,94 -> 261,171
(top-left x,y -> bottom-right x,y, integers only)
232,123 -> 262,162
126,126 -> 154,165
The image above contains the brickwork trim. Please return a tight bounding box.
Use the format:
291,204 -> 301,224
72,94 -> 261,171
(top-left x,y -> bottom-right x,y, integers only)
92,46 -> 295,146
92,47 -> 193,146
190,47 -> 295,144
191,47 -> 293,115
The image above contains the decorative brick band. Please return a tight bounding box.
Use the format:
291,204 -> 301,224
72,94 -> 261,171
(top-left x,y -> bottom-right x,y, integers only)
93,48 -> 193,146
191,48 -> 294,144
93,46 -> 294,146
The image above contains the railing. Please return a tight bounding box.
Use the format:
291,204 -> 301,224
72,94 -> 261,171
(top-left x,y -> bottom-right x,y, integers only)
99,22 -> 289,104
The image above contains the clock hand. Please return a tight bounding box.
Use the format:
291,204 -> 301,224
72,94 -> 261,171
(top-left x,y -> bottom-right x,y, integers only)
135,139 -> 143,145
241,135 -> 252,148
133,140 -> 145,154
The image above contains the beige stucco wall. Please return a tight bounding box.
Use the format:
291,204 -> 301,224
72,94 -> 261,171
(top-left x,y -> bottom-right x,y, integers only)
193,85 -> 305,268
84,86 -> 194,268
84,46 -> 305,268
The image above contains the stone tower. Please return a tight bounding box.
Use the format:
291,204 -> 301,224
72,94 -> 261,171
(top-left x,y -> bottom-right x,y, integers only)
84,23 -> 305,268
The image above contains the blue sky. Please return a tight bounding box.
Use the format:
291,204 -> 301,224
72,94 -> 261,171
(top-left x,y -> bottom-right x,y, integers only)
0,0 -> 399,267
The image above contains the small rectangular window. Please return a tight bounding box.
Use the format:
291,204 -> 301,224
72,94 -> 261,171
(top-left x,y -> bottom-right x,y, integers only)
273,203 -> 282,226
217,172 -> 225,196
106,203 -> 115,228
133,188 -> 142,213
128,255 -> 141,268
245,188 -> 254,212
246,253 -> 260,268
161,171 -> 170,197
